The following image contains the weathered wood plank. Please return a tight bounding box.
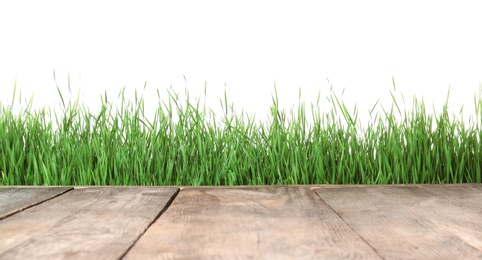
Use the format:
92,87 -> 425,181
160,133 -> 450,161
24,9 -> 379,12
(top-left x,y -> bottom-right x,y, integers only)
0,187 -> 73,220
125,186 -> 381,259
418,184 -> 482,251
314,185 -> 482,259
0,187 -> 179,260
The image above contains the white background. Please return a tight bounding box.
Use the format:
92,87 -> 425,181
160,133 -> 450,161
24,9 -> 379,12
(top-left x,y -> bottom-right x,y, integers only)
1,0 -> 481,129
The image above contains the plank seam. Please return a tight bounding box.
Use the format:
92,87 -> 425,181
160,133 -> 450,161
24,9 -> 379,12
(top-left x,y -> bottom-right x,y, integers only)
311,188 -> 385,260
119,187 -> 182,259
0,187 -> 75,221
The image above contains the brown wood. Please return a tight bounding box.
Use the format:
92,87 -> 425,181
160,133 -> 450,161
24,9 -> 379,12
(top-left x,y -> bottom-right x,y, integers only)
0,187 -> 72,220
314,184 -> 482,259
0,187 -> 179,260
125,186 -> 381,259
0,185 -> 480,259
419,184 -> 482,251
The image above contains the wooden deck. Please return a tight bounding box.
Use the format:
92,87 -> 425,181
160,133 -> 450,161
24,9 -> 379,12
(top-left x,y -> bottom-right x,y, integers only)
0,184 -> 481,259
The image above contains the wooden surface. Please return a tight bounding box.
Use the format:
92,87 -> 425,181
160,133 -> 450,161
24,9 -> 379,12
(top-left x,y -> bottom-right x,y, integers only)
0,187 -> 179,259
125,186 -> 380,259
0,187 -> 72,220
0,184 -> 480,259
314,185 -> 482,259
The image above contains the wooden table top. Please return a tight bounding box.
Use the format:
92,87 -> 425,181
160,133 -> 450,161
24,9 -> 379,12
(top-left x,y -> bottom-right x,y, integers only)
1,184 -> 481,259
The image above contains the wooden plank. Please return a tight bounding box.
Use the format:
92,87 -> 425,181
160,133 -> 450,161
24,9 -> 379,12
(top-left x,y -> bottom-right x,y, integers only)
314,185 -> 482,259
419,184 -> 482,211
125,186 -> 381,259
0,187 -> 72,220
418,184 -> 482,251
0,187 -> 179,260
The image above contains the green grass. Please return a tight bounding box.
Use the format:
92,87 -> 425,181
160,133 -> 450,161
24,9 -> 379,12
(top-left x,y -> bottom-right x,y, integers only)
1,77 -> 481,186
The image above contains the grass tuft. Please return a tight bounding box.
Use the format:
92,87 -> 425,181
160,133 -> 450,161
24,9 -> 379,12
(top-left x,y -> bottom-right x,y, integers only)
1,79 -> 481,185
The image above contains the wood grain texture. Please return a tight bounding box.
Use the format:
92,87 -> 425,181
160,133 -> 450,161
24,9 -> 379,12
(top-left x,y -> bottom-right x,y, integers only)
125,186 -> 381,259
419,184 -> 482,251
0,187 -> 72,220
0,187 -> 179,260
314,184 -> 482,260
